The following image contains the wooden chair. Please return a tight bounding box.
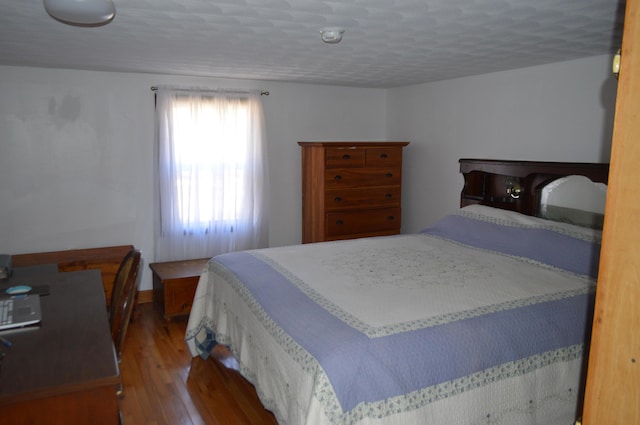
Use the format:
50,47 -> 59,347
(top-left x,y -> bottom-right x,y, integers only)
109,249 -> 141,360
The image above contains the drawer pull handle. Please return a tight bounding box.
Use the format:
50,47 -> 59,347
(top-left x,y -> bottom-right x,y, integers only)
342,154 -> 351,159
336,220 -> 344,225
334,196 -> 342,202
334,175 -> 342,181
387,216 -> 395,221
380,153 -> 388,158
385,193 -> 392,198
385,173 -> 393,178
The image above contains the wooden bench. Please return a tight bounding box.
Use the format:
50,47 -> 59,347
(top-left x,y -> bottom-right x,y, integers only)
149,258 -> 209,320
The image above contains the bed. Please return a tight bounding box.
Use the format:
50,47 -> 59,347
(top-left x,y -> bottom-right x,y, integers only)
186,158 -> 609,425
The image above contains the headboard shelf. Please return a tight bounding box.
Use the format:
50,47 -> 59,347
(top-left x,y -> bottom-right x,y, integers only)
459,158 -> 610,217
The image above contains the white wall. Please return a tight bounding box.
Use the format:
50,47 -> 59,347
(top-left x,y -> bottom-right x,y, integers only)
0,66 -> 387,290
386,54 -> 618,232
0,55 -> 618,291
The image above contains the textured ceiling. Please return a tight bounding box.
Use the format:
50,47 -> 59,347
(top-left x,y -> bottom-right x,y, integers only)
0,0 -> 626,88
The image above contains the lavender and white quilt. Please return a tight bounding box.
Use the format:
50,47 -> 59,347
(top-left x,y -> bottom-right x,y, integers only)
186,205 -> 600,425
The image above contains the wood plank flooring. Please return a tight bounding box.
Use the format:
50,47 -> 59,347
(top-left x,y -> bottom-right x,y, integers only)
118,303 -> 278,425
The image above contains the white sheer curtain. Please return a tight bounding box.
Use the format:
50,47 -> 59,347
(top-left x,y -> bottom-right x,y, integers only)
154,87 -> 269,261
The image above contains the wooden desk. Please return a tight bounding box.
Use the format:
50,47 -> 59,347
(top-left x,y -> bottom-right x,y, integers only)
0,269 -> 120,425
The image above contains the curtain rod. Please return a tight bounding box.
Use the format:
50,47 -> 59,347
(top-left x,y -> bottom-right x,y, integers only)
150,86 -> 269,96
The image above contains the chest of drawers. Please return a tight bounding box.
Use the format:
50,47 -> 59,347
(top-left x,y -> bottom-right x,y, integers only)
298,141 -> 409,243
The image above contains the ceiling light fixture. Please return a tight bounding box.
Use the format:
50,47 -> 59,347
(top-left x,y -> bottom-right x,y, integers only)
43,0 -> 116,27
320,27 -> 345,44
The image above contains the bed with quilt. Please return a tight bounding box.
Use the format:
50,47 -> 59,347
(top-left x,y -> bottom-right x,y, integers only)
186,159 -> 609,425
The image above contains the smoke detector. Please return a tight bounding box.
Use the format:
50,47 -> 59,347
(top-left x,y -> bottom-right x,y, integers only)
320,27 -> 345,44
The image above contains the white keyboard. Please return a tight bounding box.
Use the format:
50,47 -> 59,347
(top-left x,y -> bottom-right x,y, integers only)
0,299 -> 13,325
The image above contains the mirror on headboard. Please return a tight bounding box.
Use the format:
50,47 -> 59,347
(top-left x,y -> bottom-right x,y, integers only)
459,159 -> 609,218
538,175 -> 607,229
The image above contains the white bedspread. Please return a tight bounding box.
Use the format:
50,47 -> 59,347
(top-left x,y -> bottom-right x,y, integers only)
186,206 -> 599,425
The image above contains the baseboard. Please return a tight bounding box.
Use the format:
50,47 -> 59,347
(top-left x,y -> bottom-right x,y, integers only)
137,289 -> 153,304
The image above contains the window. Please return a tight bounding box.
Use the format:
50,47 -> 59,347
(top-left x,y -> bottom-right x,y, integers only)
171,97 -> 249,230
155,88 -> 268,261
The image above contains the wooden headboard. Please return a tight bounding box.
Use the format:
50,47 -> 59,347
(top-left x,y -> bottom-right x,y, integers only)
459,159 -> 610,217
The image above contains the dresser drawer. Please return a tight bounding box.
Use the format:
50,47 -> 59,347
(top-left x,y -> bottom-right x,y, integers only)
325,167 -> 402,188
325,208 -> 401,237
365,147 -> 404,167
325,148 -> 365,168
325,186 -> 401,210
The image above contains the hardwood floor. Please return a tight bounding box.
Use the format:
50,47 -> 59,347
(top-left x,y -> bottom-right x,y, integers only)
118,303 -> 278,425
